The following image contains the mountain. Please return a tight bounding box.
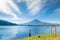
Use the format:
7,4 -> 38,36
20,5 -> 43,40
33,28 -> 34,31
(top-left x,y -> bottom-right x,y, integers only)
18,19 -> 52,26
0,20 -> 17,25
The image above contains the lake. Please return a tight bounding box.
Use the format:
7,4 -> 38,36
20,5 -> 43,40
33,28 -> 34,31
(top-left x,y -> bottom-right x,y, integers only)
0,26 -> 60,39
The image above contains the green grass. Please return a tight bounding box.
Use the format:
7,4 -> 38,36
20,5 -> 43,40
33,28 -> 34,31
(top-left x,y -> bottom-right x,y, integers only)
18,34 -> 60,40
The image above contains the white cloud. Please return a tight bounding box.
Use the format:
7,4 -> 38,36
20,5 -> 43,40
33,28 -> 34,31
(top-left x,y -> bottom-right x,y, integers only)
0,0 -> 42,24
7,0 -> 21,14
37,8 -> 60,24
0,0 -> 21,19
0,17 -> 34,24
16,0 -> 45,16
52,8 -> 60,16
26,0 -> 47,16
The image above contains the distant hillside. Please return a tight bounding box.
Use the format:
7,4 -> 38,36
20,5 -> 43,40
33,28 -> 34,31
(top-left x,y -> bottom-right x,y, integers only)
0,20 -> 17,25
18,19 -> 52,26
24,19 -> 50,25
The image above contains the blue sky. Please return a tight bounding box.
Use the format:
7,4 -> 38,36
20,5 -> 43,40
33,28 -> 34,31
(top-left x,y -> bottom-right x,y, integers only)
0,0 -> 60,24
37,1 -> 60,24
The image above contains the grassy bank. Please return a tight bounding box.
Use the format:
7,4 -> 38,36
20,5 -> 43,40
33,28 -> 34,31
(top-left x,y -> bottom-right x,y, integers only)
18,34 -> 60,40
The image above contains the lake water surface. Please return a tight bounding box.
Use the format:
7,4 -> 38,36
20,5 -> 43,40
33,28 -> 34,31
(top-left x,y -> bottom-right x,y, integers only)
0,26 -> 60,39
